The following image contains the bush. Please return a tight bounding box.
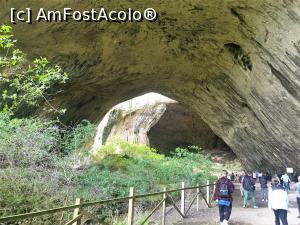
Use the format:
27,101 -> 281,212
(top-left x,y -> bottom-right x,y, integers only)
0,112 -> 95,224
85,138 -> 216,198
94,137 -> 164,161
60,119 -> 96,154
0,112 -> 61,168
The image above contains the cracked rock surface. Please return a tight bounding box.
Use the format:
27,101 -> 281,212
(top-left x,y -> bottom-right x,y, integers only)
1,0 -> 299,170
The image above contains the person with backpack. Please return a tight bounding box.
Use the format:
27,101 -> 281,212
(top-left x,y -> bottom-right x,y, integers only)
213,170 -> 235,225
260,172 -> 268,202
242,171 -> 258,208
295,176 -> 300,218
269,176 -> 289,225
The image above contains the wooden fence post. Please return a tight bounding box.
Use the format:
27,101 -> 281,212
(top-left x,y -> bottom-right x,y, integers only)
213,182 -> 216,198
196,184 -> 199,211
128,187 -> 135,225
72,198 -> 83,225
161,187 -> 166,225
206,180 -> 210,204
181,182 -> 185,218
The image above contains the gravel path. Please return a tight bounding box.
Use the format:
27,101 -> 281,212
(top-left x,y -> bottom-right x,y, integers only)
174,183 -> 300,225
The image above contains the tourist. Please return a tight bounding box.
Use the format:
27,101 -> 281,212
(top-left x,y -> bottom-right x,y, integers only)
238,172 -> 245,197
278,172 -> 283,185
242,171 -> 258,208
260,172 -> 268,202
213,170 -> 235,225
269,176 -> 289,225
293,172 -> 299,183
295,176 -> 300,218
274,174 -> 281,183
230,172 -> 235,182
266,172 -> 272,182
281,173 -> 290,192
253,171 -> 257,181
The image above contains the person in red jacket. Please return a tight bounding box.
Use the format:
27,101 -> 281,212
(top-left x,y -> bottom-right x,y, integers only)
213,170 -> 235,225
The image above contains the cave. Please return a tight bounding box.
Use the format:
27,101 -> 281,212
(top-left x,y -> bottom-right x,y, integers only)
147,102 -> 229,155
92,93 -> 232,156
1,1 -> 299,171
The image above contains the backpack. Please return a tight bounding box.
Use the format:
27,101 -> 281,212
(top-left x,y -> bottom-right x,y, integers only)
219,179 -> 229,197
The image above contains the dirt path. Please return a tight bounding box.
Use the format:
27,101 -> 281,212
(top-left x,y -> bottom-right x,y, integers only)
174,183 -> 300,225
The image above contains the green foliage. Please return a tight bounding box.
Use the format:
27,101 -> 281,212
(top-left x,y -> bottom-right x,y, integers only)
85,138 -> 216,197
0,24 -> 68,114
0,168 -> 72,218
0,111 -> 61,168
0,112 -> 74,224
95,137 -> 164,161
61,120 -> 96,154
72,139 -> 217,223
0,111 -> 96,224
0,116 -> 217,224
0,24 -> 97,224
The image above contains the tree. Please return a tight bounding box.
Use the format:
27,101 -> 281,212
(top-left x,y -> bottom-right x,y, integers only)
0,24 -> 68,115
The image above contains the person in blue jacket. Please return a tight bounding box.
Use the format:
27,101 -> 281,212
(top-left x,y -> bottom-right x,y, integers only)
260,172 -> 268,202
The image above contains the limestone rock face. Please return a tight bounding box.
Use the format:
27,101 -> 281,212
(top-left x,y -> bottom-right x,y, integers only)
101,103 -> 167,147
1,0 -> 300,170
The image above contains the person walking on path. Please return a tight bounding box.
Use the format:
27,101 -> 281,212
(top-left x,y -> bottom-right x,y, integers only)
260,172 -> 268,202
213,170 -> 235,225
293,172 -> 299,183
230,172 -> 235,182
269,176 -> 289,225
281,173 -> 290,192
267,172 -> 272,182
295,176 -> 300,218
242,172 -> 258,208
238,172 -> 245,197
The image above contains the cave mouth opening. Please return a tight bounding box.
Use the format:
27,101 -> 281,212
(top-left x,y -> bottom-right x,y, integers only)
93,92 -> 236,162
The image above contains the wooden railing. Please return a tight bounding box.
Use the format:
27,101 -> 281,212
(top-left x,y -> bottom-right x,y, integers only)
0,180 -> 216,225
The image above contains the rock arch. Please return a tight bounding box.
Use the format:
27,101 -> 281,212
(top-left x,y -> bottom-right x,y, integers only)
1,0 -> 299,170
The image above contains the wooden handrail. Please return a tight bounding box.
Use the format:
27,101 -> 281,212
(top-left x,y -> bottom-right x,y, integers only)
0,183 -> 214,223
140,197 -> 166,225
64,214 -> 83,225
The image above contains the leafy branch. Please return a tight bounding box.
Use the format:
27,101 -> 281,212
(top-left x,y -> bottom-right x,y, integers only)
0,24 -> 68,115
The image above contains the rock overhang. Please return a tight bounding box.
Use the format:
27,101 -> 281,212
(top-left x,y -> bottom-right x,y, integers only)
0,0 -> 299,171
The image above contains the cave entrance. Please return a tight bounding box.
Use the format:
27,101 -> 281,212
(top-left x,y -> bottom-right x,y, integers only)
93,92 -> 235,160
147,102 -> 229,155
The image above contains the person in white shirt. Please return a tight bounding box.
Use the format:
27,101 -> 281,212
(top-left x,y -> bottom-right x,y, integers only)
269,176 -> 289,225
